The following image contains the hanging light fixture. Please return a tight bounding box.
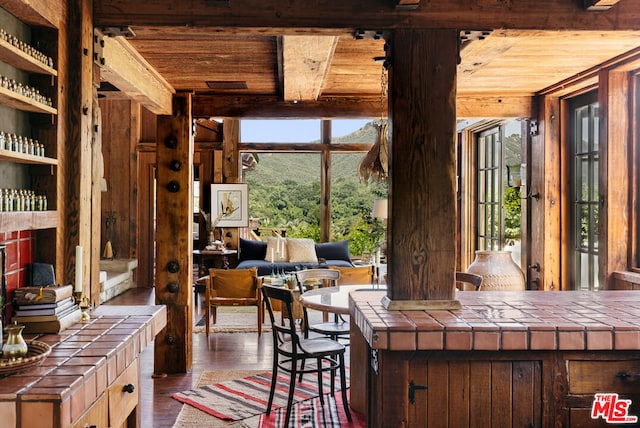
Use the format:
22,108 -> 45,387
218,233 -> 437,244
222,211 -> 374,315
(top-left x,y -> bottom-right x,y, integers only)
358,63 -> 389,183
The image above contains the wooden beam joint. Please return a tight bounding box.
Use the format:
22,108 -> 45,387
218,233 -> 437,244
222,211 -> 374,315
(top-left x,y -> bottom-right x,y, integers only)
395,0 -> 420,10
97,30 -> 175,115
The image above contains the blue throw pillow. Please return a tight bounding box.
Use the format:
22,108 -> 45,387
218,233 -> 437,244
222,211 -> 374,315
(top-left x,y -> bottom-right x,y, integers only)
315,240 -> 351,262
239,238 -> 267,262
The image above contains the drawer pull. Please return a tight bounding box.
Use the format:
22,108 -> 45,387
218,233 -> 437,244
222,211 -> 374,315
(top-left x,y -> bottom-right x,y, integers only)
123,383 -> 135,393
616,371 -> 640,381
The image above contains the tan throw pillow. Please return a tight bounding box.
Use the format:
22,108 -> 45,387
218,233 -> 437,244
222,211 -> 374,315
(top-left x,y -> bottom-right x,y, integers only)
287,238 -> 318,263
264,237 -> 288,262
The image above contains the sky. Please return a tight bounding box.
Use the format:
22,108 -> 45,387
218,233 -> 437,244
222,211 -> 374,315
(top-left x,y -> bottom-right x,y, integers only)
240,119 -> 370,143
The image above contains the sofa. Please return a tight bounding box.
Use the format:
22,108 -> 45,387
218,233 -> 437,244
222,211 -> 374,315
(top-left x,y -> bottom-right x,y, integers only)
235,237 -> 354,276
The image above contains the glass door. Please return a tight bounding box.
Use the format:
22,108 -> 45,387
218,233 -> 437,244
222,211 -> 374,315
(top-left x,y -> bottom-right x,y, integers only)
475,121 -> 524,267
569,91 -> 599,290
477,127 -> 502,251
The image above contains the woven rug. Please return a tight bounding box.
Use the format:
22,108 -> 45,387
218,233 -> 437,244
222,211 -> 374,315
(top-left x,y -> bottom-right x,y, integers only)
193,307 -> 272,333
172,370 -> 261,428
257,391 -> 363,428
194,307 -> 326,333
173,368 -> 349,420
172,370 -> 362,428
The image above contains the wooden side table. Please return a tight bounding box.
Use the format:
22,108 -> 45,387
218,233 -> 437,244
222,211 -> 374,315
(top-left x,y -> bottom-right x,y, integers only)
193,249 -> 238,277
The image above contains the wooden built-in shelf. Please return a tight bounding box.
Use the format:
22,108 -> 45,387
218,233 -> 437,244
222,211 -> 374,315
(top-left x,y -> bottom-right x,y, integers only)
0,37 -> 56,76
0,148 -> 56,165
0,210 -> 58,232
0,85 -> 56,114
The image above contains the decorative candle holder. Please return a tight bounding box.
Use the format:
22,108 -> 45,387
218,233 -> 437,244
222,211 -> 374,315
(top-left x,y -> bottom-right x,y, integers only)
74,292 -> 91,321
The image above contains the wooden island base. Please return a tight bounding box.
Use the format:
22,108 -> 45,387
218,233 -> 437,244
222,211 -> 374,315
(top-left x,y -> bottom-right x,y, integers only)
350,290 -> 640,427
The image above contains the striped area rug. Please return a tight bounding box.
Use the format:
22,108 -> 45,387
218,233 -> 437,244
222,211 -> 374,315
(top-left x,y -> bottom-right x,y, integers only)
258,391 -> 364,428
172,370 -> 349,421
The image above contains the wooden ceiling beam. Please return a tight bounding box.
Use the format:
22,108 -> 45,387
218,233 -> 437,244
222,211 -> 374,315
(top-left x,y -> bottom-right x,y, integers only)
100,34 -> 175,115
193,95 -> 380,118
94,0 -> 640,31
457,95 -> 536,118
192,94 -> 535,119
282,35 -> 338,101
0,0 -> 62,27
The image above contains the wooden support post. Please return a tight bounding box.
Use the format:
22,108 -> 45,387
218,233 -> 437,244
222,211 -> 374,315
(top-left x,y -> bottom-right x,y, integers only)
320,120 -> 331,243
222,118 -> 240,183
384,29 -> 460,309
599,69 -> 630,288
155,94 -> 193,374
90,83 -> 103,307
533,96 -> 562,291
65,0 -> 94,299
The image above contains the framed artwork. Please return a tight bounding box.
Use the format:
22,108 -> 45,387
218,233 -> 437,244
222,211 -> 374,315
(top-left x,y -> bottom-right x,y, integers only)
211,183 -> 249,227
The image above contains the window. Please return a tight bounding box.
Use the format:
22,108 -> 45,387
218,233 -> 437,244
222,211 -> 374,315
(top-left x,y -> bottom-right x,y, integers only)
241,119 -> 384,249
477,127 -> 501,251
475,120 -> 523,265
240,119 -> 321,143
331,152 -> 387,255
244,152 -> 321,239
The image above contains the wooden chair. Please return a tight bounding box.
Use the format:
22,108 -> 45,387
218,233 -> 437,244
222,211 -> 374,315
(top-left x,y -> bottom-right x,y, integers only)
261,284 -> 351,428
205,267 -> 263,335
456,271 -> 483,291
295,269 -> 349,344
295,269 -> 339,323
330,265 -> 375,286
295,268 -> 340,291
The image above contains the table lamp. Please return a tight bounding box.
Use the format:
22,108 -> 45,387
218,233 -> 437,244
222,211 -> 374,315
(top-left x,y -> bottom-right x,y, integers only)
372,198 -> 388,220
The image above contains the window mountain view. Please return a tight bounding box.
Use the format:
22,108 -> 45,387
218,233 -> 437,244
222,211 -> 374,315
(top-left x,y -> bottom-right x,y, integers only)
244,121 -> 388,256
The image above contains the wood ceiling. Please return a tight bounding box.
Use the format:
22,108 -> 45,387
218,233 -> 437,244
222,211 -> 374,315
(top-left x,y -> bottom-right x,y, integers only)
92,0 -> 640,119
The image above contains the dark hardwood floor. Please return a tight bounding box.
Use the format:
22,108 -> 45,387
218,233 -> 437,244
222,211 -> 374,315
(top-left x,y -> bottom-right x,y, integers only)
104,287 -> 275,427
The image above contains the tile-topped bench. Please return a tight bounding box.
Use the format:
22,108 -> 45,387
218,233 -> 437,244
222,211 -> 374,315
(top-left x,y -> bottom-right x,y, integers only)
0,304 -> 166,428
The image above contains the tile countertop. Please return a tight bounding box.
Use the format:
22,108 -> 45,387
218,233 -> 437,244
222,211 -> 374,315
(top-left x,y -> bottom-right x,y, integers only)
0,305 -> 166,427
349,290 -> 640,352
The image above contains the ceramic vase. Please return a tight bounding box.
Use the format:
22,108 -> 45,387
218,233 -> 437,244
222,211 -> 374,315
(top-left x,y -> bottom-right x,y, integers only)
466,250 -> 525,291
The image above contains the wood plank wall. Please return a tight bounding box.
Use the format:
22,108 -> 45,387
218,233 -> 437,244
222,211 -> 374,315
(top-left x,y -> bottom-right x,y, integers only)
100,99 -> 140,265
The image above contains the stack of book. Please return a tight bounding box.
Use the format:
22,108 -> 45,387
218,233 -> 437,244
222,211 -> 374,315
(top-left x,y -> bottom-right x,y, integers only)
12,285 -> 81,333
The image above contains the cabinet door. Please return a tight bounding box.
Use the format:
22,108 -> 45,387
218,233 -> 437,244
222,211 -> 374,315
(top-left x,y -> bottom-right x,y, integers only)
369,354 -> 543,428
409,359 -> 542,427
108,361 -> 139,428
